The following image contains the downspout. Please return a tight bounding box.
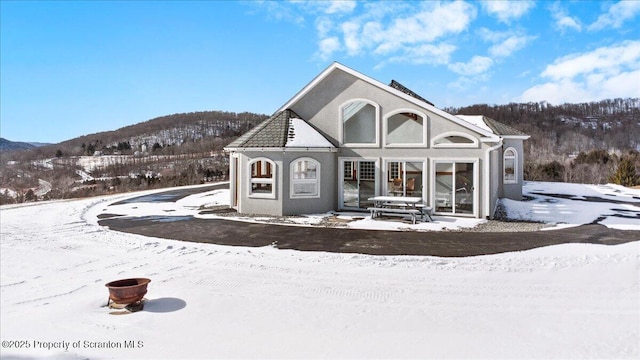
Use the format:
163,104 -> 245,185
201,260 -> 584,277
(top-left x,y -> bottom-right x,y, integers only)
484,139 -> 503,219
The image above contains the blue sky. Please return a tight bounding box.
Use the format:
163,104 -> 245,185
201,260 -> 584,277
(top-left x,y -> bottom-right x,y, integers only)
1,1 -> 639,143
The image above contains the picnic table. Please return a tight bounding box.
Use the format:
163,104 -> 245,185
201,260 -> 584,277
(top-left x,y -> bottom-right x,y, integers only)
367,196 -> 433,224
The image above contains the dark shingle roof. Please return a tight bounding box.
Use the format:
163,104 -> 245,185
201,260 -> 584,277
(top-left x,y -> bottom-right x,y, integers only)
227,109 -> 301,148
482,116 -> 528,136
389,80 -> 435,106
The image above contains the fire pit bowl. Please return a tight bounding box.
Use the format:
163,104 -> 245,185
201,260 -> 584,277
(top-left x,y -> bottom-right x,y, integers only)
105,278 -> 151,306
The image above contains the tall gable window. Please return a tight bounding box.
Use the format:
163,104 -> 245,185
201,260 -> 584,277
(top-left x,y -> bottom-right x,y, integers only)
290,157 -> 320,198
341,99 -> 379,146
503,148 -> 517,184
249,158 -> 275,198
432,131 -> 479,148
385,110 -> 426,146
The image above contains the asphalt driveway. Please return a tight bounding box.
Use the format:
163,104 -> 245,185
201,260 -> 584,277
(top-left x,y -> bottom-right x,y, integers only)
97,184 -> 639,257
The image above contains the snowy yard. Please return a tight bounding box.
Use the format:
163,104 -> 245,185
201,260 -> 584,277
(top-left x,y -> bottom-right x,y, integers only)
0,182 -> 638,359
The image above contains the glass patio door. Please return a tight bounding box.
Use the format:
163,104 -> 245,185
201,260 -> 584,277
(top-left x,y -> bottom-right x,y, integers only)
341,160 -> 376,210
386,161 -> 423,197
434,161 -> 475,215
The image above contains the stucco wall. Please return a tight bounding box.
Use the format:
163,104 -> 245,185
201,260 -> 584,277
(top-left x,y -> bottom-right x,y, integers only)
502,139 -> 525,200
287,68 -> 497,218
281,151 -> 337,216
235,151 -> 337,216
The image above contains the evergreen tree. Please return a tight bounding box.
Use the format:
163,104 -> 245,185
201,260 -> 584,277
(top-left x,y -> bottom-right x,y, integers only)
609,158 -> 639,187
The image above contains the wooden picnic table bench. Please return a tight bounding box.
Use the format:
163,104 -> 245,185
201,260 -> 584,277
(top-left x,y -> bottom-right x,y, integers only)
367,196 -> 433,224
367,207 -> 421,224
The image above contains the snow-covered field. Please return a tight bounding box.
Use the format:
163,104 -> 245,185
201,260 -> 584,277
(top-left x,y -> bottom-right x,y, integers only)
1,183 -> 639,359
97,182 -> 640,232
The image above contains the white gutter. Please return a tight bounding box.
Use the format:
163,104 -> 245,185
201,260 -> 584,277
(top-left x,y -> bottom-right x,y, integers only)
484,139 -> 503,219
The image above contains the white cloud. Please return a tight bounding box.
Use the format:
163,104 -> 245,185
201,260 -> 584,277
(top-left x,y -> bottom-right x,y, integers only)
364,2 -> 476,53
557,16 -> 582,32
317,37 -> 341,61
378,43 -> 457,69
316,1 -> 475,67
519,41 -> 640,104
478,27 -> 503,42
325,0 -> 357,15
255,1 -> 306,25
315,18 -> 333,38
477,28 -> 536,59
448,28 -> 534,88
449,56 -> 494,76
341,21 -> 361,56
482,0 -> 535,23
549,2 -> 582,33
589,1 -> 640,31
489,34 -> 535,58
541,40 -> 640,80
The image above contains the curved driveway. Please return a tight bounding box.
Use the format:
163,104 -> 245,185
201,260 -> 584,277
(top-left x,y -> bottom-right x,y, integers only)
98,184 -> 639,257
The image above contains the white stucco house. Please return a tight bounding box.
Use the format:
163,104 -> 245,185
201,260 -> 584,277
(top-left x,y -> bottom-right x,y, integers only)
224,62 -> 529,219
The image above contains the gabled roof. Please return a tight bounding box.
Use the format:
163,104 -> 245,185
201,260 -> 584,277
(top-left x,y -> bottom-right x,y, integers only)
277,62 -> 502,141
456,115 -> 529,138
225,109 -> 335,149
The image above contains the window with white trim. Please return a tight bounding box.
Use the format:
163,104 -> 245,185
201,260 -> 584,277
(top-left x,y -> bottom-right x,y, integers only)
249,158 -> 275,198
385,111 -> 425,145
432,132 -> 479,148
503,148 -> 517,184
290,158 -> 320,198
341,99 -> 379,145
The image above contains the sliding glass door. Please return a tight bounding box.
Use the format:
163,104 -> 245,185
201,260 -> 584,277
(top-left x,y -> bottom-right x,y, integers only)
434,161 -> 476,215
385,161 -> 424,197
341,159 -> 377,210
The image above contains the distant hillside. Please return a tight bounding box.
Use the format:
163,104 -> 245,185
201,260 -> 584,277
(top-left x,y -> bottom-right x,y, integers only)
0,138 -> 44,152
0,110 -> 268,204
14,110 -> 268,159
446,98 -> 640,161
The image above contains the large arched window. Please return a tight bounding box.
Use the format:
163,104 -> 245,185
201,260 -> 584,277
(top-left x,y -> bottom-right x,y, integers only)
290,157 -> 320,198
384,109 -> 427,146
431,131 -> 479,148
248,158 -> 275,198
503,147 -> 517,184
340,99 -> 379,146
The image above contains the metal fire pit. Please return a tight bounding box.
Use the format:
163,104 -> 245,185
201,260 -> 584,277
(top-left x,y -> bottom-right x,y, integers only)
105,278 -> 151,308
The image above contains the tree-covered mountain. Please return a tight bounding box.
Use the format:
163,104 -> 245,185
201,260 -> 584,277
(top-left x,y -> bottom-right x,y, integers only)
0,138 -> 46,152
1,111 -> 268,203
446,98 -> 640,184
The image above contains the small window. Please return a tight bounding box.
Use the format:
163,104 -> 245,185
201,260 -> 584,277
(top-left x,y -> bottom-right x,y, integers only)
359,161 -> 376,181
504,148 -> 517,184
432,132 -> 479,148
343,161 -> 354,180
249,158 -> 275,198
385,111 -> 425,146
290,158 -> 320,198
341,99 -> 379,146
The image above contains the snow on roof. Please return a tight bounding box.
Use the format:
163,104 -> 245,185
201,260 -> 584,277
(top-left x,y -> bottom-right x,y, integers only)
285,118 -> 335,148
455,115 -> 494,134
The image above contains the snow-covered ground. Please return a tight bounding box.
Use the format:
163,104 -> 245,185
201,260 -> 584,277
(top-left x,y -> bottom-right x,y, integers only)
1,183 -> 639,359
503,182 -> 640,230
101,181 -> 640,232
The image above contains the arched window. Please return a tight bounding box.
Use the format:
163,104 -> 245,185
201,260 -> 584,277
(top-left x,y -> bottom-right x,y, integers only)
503,148 -> 517,184
290,157 -> 320,198
385,109 -> 427,146
340,99 -> 379,146
432,131 -> 479,148
248,158 -> 275,198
